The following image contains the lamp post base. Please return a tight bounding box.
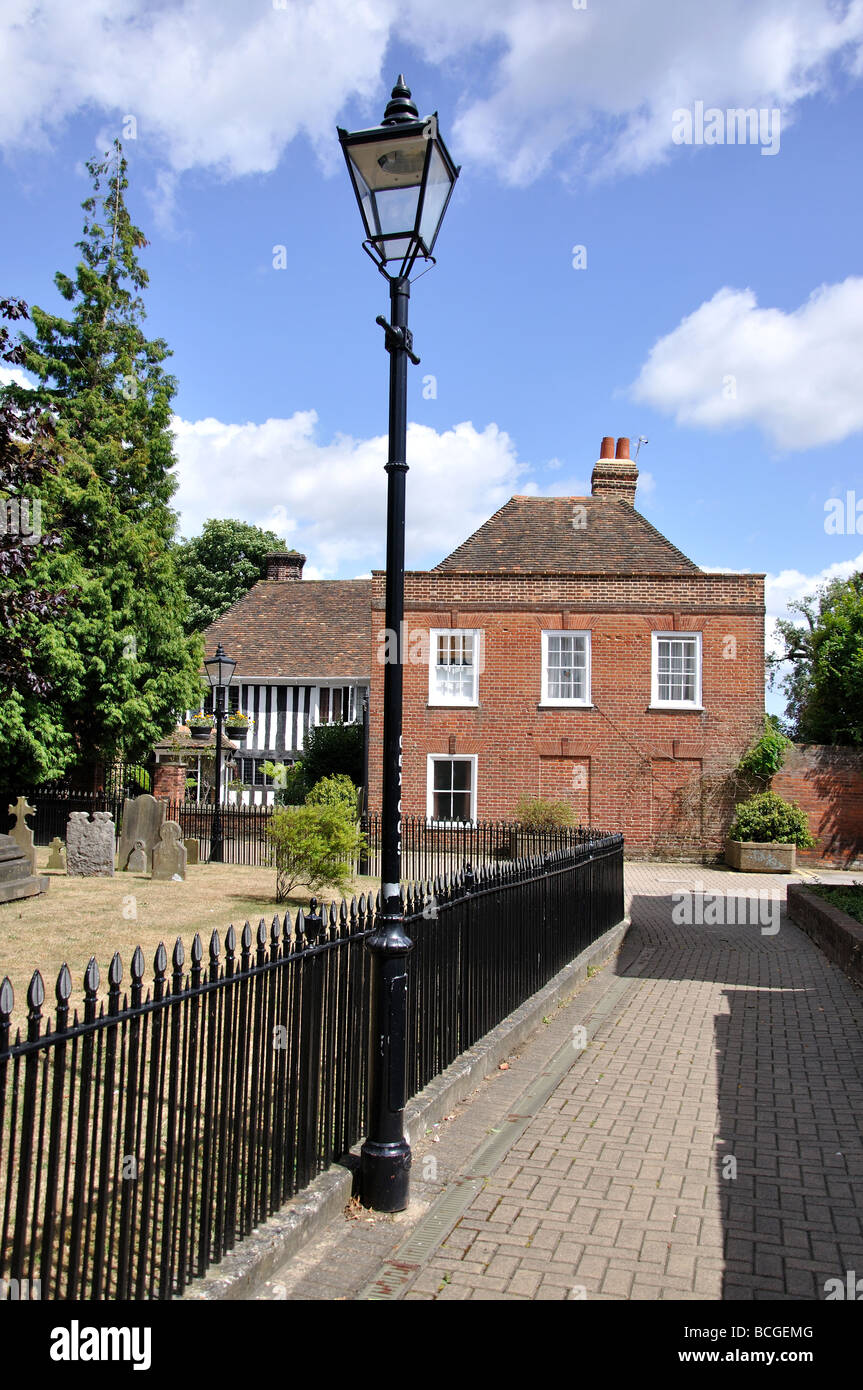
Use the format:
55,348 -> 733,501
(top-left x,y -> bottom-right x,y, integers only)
359,1138 -> 411,1212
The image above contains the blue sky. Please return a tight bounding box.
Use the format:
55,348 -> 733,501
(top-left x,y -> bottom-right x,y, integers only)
2,1 -> 863,717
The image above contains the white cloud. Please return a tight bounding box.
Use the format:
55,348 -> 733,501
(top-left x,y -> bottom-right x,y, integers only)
447,0 -> 863,183
171,410 -> 528,574
0,0 -> 860,183
630,278 -> 863,450
0,367 -> 32,390
0,0 -> 392,176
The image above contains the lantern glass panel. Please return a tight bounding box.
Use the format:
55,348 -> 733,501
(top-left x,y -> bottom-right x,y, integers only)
347,133 -> 427,239
418,142 -> 453,250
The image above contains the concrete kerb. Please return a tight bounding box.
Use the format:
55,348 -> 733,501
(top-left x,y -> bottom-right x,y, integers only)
182,914 -> 631,1301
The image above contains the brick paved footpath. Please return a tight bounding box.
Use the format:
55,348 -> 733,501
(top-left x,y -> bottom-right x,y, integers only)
260,863 -> 863,1302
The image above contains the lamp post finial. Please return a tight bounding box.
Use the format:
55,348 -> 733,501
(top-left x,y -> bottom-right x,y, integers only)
382,75 -> 419,125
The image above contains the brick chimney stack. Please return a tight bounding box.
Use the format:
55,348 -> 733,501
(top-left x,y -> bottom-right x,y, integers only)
591,436 -> 639,506
265,550 -> 306,581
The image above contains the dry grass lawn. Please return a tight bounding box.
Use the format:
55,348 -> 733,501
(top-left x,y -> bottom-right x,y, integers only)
0,846 -> 378,1030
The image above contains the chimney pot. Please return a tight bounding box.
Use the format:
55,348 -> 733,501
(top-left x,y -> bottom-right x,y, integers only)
591,434 -> 639,506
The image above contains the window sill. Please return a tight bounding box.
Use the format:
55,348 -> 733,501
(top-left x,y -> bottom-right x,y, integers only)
537,703 -> 594,710
648,704 -> 704,712
426,702 -> 479,710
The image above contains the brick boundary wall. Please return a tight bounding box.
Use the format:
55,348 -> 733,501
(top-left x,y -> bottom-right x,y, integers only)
773,744 -> 863,869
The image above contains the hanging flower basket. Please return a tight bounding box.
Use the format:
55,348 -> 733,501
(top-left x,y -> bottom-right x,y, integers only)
225,713 -> 252,740
188,713 -> 214,741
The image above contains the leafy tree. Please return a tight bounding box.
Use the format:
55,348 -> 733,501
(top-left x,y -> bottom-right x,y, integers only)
0,143 -> 203,784
268,803 -> 366,900
175,519 -> 293,633
727,790 -> 814,847
770,574 -> 863,745
301,721 -> 364,787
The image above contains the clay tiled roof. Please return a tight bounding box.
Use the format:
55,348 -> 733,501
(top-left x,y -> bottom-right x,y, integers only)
202,580 -> 372,680
434,496 -> 701,574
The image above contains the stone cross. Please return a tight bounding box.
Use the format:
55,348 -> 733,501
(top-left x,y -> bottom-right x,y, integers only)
46,837 -> 66,871
152,821 -> 187,881
7,796 -> 37,875
66,811 -> 116,877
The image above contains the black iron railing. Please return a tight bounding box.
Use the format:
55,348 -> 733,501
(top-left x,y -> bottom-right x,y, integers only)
0,833 -> 623,1300
6,787 -> 608,874
360,812 -> 608,881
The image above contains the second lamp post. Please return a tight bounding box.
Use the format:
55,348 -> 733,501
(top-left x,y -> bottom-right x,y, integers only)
339,77 -> 459,1211
203,642 -> 237,864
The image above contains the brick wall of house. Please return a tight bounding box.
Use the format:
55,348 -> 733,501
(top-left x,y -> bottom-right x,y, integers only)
773,743 -> 863,867
368,571 -> 765,858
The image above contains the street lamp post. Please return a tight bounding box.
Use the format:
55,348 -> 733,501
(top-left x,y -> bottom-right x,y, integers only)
339,77 -> 459,1211
203,642 -> 237,864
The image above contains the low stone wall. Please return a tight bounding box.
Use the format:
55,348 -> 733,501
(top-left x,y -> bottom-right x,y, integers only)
786,885 -> 863,988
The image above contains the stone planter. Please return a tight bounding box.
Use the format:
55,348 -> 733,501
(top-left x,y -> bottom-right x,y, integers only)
725,839 -> 796,873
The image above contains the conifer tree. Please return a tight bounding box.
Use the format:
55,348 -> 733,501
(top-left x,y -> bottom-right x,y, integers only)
0,296 -> 74,785
0,143 -> 202,783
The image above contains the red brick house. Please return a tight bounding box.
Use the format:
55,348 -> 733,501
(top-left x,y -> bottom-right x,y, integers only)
368,437 -> 766,857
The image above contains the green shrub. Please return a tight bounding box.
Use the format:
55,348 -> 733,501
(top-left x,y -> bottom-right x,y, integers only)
514,796 -> 575,830
737,714 -> 791,780
305,773 -> 359,818
727,791 -> 815,847
267,803 -> 367,900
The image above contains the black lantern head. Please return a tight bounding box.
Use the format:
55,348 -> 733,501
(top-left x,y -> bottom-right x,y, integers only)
338,76 -> 460,280
204,642 -> 236,691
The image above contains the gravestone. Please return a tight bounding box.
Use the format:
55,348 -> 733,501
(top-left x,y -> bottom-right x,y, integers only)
66,811 -> 116,877
46,837 -> 66,871
152,822 -> 186,881
183,837 -> 200,866
7,796 -> 37,875
118,795 -> 166,873
127,840 -> 147,873
0,833 -> 49,903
